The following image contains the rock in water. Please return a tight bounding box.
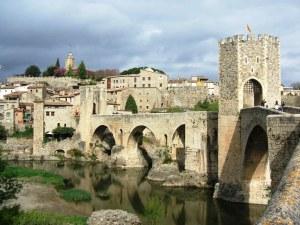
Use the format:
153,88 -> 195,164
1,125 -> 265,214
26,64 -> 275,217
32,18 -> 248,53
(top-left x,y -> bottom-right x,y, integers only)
87,209 -> 142,225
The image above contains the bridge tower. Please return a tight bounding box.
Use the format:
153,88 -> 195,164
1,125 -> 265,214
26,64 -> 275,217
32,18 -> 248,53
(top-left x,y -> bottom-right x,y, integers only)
216,34 -> 281,202
79,85 -> 107,153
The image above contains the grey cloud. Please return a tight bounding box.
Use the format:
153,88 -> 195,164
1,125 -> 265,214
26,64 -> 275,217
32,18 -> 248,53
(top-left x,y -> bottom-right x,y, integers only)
0,0 -> 299,84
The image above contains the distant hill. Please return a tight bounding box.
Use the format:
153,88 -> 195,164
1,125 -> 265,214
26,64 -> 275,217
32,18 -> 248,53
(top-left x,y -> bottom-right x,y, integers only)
120,67 -> 165,75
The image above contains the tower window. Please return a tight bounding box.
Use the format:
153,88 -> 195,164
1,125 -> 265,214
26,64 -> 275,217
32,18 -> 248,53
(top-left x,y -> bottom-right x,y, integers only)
256,57 -> 260,63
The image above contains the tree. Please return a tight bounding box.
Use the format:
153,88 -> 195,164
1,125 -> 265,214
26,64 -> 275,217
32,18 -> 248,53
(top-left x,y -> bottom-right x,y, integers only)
77,61 -> 87,79
125,95 -> 138,114
65,65 -> 74,77
43,65 -> 56,77
55,58 -> 60,68
52,127 -> 75,141
25,65 -> 41,77
54,67 -> 66,77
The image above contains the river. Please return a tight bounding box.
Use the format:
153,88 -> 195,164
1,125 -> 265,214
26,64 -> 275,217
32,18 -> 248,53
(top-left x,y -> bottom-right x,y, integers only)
11,161 -> 265,225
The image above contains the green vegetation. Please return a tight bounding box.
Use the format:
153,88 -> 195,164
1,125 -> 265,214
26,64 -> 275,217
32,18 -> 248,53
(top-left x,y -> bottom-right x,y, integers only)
193,100 -> 218,112
66,65 -> 75,77
8,210 -> 87,225
11,126 -> 33,139
53,126 -> 75,140
166,106 -> 185,113
158,148 -> 172,164
55,58 -> 60,68
2,166 -> 65,189
0,125 -> 7,140
0,163 -> 22,205
121,66 -> 165,75
59,188 -> 91,203
125,95 -> 138,114
77,61 -> 87,79
43,65 -> 57,77
143,196 -> 164,225
67,149 -> 85,160
25,65 -> 41,77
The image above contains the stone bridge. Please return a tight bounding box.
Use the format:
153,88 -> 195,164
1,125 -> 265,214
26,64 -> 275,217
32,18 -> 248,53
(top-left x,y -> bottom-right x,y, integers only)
80,111 -> 218,178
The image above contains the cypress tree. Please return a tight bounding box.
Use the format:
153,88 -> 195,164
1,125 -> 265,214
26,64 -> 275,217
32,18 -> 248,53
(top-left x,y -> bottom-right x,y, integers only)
55,58 -> 60,68
125,95 -> 138,114
77,61 -> 87,79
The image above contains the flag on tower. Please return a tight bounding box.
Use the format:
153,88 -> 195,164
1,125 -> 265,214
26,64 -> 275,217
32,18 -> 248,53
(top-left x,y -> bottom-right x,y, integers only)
246,24 -> 252,33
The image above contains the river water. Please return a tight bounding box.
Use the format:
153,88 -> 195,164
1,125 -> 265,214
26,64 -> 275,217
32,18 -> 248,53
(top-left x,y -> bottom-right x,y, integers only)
12,161 -> 265,225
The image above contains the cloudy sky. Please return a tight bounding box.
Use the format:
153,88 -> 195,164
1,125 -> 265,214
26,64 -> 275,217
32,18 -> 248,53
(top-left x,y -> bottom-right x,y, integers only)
0,0 -> 300,84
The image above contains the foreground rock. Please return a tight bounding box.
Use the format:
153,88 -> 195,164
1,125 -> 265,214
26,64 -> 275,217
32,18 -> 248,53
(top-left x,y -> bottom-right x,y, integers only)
147,163 -> 209,188
88,210 -> 141,225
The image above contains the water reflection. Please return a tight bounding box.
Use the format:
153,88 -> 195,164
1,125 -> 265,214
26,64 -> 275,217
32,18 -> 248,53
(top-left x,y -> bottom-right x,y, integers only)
12,161 -> 265,225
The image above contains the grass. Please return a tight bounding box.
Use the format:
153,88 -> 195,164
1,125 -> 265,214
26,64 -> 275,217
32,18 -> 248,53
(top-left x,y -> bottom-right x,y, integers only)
13,210 -> 87,225
59,188 -> 91,203
2,166 -> 65,189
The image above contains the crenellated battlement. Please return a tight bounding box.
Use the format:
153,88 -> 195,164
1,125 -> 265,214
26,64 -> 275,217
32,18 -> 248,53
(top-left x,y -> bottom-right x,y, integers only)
219,34 -> 279,45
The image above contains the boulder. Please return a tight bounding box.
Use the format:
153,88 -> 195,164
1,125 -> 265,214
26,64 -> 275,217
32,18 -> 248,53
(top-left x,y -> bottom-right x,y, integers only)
87,209 -> 141,225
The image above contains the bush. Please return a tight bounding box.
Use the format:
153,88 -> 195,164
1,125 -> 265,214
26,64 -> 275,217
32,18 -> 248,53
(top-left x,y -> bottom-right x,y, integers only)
59,188 -> 91,202
67,149 -> 84,159
125,95 -> 138,114
159,148 -> 172,164
53,127 -> 75,140
13,210 -> 87,225
194,100 -> 218,112
11,126 -> 33,139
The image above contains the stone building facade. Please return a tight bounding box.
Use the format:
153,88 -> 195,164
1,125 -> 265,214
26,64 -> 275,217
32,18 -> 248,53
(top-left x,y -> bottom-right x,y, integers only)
104,68 -> 168,90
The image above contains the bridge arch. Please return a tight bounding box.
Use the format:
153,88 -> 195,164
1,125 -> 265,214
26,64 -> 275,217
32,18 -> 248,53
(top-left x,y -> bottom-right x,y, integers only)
171,124 -> 186,171
242,78 -> 263,108
242,125 -> 269,182
92,125 -> 116,155
127,125 -> 157,168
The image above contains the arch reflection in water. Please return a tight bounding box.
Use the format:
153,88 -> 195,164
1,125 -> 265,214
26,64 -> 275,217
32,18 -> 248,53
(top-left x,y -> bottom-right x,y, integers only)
12,161 -> 266,225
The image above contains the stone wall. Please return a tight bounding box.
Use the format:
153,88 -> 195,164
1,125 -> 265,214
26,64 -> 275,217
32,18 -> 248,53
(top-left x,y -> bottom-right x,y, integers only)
167,86 -> 216,108
0,137 -> 33,153
257,142 -> 300,225
267,114 -> 300,191
7,76 -> 80,88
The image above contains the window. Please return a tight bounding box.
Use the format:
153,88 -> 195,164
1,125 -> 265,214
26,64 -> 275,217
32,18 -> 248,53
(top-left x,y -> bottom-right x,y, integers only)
245,57 -> 248,64
140,99 -> 142,102
46,111 -> 50,116
134,77 -> 137,82
256,57 -> 260,63
36,89 -> 38,93
142,84 -> 145,87
148,77 -> 151,80
57,123 -> 60,127
134,84 -> 137,88
64,123 -> 66,127
148,84 -> 151,87
146,106 -> 149,109
142,77 -> 145,81
160,83 -> 162,87
51,111 -> 55,116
